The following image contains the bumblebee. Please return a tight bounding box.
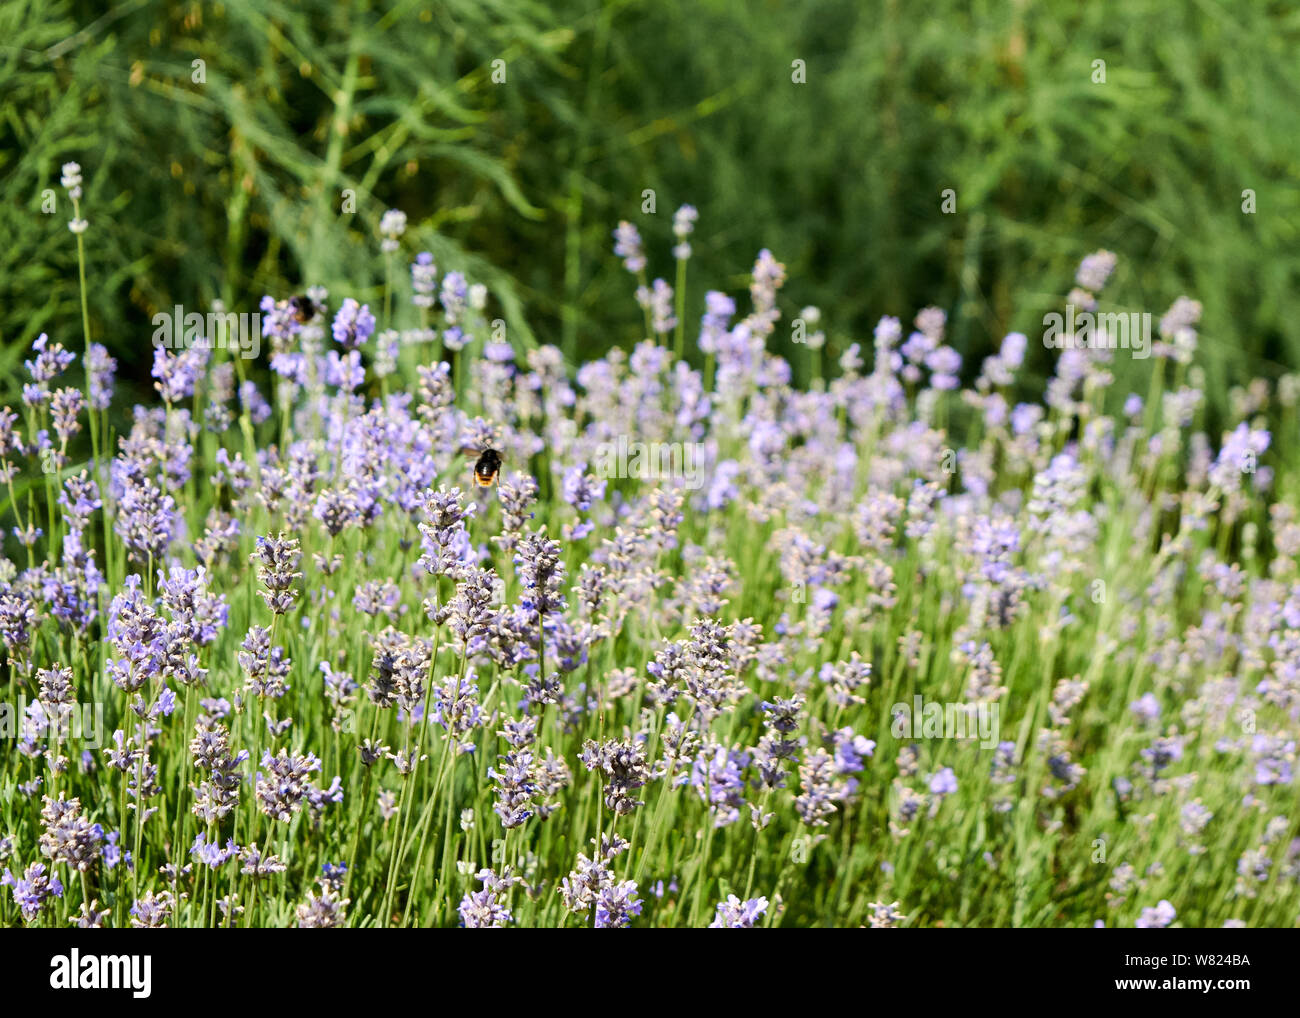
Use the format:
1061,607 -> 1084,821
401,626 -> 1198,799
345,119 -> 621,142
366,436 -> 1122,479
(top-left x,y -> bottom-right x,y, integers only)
287,294 -> 320,324
467,447 -> 503,488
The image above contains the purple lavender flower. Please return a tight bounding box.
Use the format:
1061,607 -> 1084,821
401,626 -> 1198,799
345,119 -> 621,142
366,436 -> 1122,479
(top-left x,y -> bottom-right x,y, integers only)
710,895 -> 768,928
50,387 -> 84,446
672,204 -> 698,260
152,346 -> 208,403
418,487 -> 477,579
1129,692 -> 1161,724
190,719 -> 247,824
86,342 -> 116,409
458,868 -> 517,927
129,891 -> 176,928
699,291 -> 736,355
379,208 -> 407,252
331,298 -> 376,350
514,529 -> 567,619
488,742 -> 536,830
925,345 -> 962,390
26,333 -> 76,386
581,738 -> 650,815
636,278 -> 676,335
296,883 -> 349,927
439,271 -> 469,325
928,767 -> 958,797
256,749 -> 323,823
239,624 -> 291,700
1135,900 -> 1176,929
38,794 -> 103,873
113,475 -> 177,565
2,861 -> 64,922
866,901 -> 906,928
753,696 -> 802,788
613,221 -> 645,274
412,252 -> 438,308
562,464 -> 606,512
594,879 -> 642,928
1210,424 -> 1270,493
794,748 -> 837,826
1076,250 -> 1117,292
251,534 -> 303,615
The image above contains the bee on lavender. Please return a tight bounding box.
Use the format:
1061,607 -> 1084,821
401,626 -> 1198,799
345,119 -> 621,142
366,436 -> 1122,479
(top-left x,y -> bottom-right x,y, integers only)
286,294 -> 320,324
463,447 -> 503,488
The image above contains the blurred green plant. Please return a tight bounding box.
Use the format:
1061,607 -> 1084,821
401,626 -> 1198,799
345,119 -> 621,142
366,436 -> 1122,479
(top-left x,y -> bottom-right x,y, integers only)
2,0 -> 1298,422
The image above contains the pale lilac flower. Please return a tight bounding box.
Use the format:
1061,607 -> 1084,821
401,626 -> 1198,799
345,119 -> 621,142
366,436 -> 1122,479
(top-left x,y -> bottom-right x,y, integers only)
613,221 -> 645,274
331,298 -> 376,350
1135,900 -> 1176,928
710,894 -> 768,928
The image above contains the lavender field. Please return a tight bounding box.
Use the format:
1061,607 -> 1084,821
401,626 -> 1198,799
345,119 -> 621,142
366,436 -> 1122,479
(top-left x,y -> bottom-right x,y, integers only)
1,170 -> 1298,930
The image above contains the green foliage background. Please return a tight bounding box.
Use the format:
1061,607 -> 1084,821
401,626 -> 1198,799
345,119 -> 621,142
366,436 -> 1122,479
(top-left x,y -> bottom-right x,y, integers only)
2,0 -> 1298,410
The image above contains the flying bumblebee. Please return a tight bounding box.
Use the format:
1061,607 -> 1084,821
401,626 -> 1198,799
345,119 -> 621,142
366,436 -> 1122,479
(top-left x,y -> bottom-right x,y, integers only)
463,447 -> 503,488
286,294 -> 320,324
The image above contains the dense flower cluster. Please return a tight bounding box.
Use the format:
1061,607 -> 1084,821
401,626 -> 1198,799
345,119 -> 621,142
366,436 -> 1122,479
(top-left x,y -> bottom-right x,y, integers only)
2,190 -> 1298,930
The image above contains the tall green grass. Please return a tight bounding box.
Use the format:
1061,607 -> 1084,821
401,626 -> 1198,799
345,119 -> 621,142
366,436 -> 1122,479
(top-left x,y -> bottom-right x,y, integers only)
2,0 -> 1298,416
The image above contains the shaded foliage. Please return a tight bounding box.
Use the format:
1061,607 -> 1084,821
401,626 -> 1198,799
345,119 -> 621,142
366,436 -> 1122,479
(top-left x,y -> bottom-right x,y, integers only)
2,0 -> 1298,418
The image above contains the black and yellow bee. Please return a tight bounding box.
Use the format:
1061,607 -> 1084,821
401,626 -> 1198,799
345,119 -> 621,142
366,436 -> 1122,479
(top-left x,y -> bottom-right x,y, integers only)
465,447 -> 503,488
287,294 -> 320,324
